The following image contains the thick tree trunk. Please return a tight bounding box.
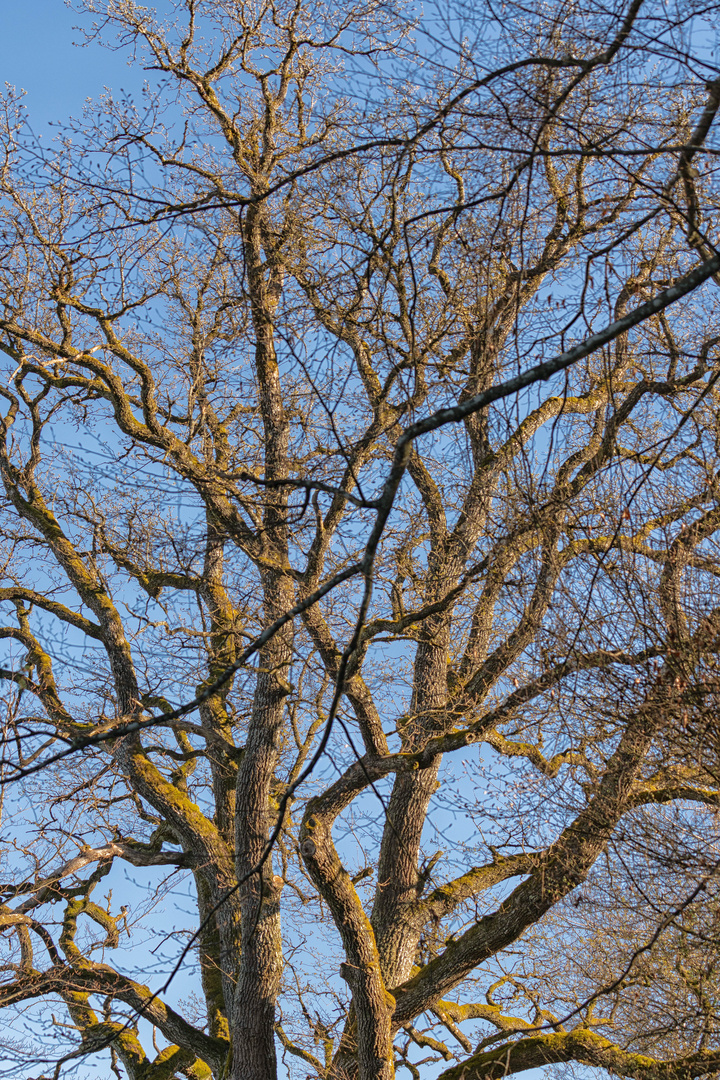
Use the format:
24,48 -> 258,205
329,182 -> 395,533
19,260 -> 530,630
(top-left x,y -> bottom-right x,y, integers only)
371,635 -> 449,987
230,203 -> 291,1080
231,651 -> 289,1080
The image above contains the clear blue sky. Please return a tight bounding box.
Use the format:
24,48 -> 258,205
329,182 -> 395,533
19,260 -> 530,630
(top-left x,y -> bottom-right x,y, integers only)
0,1 -> 145,129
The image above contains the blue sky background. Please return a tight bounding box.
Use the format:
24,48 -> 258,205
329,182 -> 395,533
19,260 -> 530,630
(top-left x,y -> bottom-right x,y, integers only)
1,2 -> 146,128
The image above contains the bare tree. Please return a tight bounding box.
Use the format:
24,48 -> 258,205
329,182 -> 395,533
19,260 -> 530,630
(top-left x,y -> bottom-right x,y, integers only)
1,1 -> 720,1079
